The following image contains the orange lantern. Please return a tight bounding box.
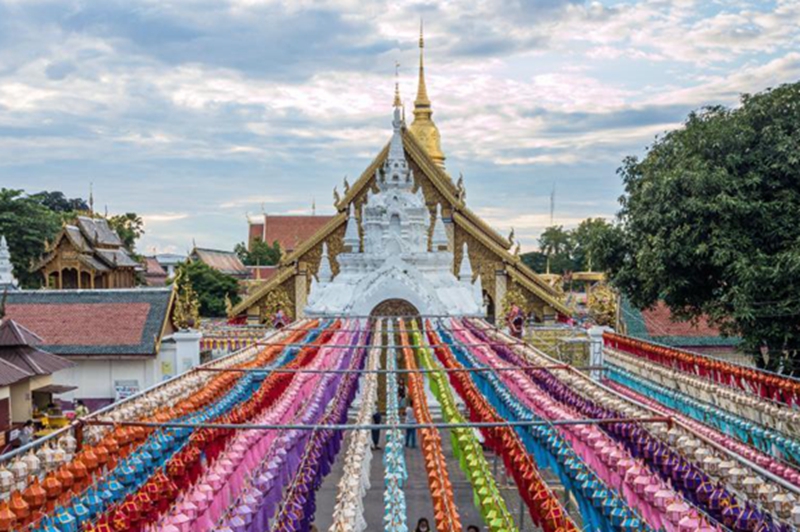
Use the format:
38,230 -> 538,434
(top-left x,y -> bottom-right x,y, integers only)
23,476 -> 46,512
0,500 -> 16,532
56,465 -> 75,491
9,490 -> 29,523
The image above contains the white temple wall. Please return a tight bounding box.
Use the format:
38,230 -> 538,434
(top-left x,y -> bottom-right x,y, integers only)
52,358 -> 157,405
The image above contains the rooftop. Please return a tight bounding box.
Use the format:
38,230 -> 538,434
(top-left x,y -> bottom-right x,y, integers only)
190,247 -> 248,276
3,288 -> 174,357
249,214 -> 334,253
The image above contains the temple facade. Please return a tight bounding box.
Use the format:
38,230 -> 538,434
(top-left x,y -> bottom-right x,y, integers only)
305,96 -> 483,317
230,31 -> 569,323
33,216 -> 140,289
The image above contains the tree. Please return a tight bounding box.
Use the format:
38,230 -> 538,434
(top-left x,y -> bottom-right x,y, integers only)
172,261 -> 240,317
235,239 -> 281,266
571,218 -> 615,271
537,225 -> 576,273
0,189 -> 61,288
107,212 -> 144,252
30,191 -> 89,213
606,82 -> 800,372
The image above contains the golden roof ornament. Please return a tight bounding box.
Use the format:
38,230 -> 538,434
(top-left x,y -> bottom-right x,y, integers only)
409,19 -> 446,168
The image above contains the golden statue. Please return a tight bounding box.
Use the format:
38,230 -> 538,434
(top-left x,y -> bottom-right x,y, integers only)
172,267 -> 200,330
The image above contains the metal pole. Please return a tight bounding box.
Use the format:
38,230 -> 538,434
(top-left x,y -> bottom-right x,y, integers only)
194,365 -> 605,374
83,416 -> 671,432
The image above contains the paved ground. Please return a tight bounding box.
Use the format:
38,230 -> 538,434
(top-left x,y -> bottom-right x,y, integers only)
312,407 -> 558,531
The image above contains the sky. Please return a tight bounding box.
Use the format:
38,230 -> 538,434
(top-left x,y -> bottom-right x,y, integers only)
1,0 -> 798,255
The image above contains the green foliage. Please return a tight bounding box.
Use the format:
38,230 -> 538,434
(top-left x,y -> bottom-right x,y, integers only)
0,189 -> 61,288
606,82 -> 800,371
172,260 -> 241,317
107,212 -> 144,252
30,191 -> 89,213
520,220 -> 616,274
572,218 -> 614,271
235,238 -> 281,266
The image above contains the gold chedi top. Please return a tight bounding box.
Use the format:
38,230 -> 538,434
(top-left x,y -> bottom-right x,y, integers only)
409,21 -> 446,168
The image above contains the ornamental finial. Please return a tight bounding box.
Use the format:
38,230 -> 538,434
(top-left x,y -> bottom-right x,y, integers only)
415,18 -> 429,107
393,61 -> 402,108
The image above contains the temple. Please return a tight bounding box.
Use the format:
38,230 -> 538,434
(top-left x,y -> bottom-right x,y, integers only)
32,217 -> 140,289
230,30 -> 569,323
304,92 -> 483,317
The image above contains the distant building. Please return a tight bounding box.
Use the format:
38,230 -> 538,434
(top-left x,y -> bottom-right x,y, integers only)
618,297 -> 741,358
142,256 -> 168,286
33,216 -> 141,289
155,253 -> 186,280
247,214 -> 334,256
0,319 -> 74,437
0,236 -> 18,291
3,287 -> 189,409
189,247 -> 249,279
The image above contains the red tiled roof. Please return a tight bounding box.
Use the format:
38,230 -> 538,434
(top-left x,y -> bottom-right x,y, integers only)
6,303 -> 151,346
640,301 -> 724,338
3,289 -> 173,357
250,215 -> 334,253
143,257 -> 168,286
144,257 -> 166,275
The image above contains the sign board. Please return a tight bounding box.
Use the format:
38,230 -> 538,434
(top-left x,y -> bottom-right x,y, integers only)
114,380 -> 140,402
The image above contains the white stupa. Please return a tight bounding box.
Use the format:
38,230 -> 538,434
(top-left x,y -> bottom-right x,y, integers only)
305,95 -> 484,317
0,235 -> 18,291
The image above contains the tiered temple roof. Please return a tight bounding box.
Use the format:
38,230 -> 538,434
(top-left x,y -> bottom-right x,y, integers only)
33,216 -> 141,289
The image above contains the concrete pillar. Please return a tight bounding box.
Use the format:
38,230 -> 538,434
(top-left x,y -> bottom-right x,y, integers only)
170,329 -> 203,374
494,266 -> 507,323
588,326 -> 613,381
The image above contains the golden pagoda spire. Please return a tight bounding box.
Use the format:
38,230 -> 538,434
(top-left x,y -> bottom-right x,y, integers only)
409,18 -> 446,168
415,20 -> 430,108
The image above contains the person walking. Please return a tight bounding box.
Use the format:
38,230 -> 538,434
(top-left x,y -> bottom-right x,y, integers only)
405,401 -> 417,448
414,517 -> 431,532
371,410 -> 382,450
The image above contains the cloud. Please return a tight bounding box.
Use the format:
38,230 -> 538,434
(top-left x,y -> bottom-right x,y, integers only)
142,213 -> 190,223
0,0 -> 798,253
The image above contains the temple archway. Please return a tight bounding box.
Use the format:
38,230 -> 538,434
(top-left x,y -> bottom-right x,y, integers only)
369,298 -> 420,318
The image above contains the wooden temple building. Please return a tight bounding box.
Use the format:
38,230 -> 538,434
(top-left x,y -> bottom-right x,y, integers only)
33,216 -> 141,289
230,30 -> 570,324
